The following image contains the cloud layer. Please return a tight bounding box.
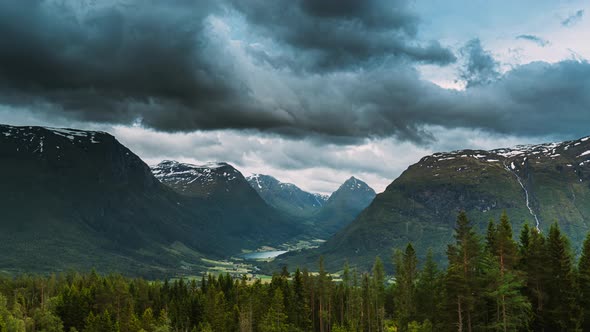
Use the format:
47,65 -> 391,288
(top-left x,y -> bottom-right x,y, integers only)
1,0 -> 590,145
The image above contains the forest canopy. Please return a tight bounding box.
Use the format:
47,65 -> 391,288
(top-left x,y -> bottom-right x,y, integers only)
1,212 -> 589,331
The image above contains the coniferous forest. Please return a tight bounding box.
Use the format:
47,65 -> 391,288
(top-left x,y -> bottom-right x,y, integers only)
2,212 -> 590,332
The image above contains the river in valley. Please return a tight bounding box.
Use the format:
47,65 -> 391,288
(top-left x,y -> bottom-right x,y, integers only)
241,250 -> 288,260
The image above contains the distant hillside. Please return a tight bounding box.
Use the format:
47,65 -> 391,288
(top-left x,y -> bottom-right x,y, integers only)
277,136 -> 590,272
247,174 -> 375,237
151,160 -> 302,249
0,125 -> 298,277
246,174 -> 328,219
312,177 -> 376,236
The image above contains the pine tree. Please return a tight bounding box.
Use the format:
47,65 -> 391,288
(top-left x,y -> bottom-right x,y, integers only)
486,219 -> 497,253
482,212 -> 531,332
83,310 -> 115,332
32,307 -> 65,332
491,212 -> 529,331
518,223 -> 530,257
517,222 -> 531,274
292,268 -> 310,331
341,262 -> 351,329
545,222 -> 581,331
445,211 -> 482,332
372,256 -> 386,332
415,249 -> 442,330
0,294 -> 10,332
317,256 -> 332,332
520,227 -> 549,330
579,232 -> 590,330
259,289 -> 288,332
394,244 -> 418,332
495,212 -> 518,272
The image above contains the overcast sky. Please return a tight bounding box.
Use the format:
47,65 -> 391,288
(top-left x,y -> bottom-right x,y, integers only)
1,0 -> 589,194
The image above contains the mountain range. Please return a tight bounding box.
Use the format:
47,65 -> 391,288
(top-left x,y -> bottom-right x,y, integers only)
8,122 -> 590,276
247,174 -> 329,219
276,135 -> 590,272
247,174 -> 376,237
150,160 -> 302,248
0,124 -> 374,276
0,125 -> 298,277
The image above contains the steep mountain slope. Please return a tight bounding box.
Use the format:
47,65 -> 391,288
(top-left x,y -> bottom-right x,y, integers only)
246,174 -> 328,219
312,177 -> 376,236
0,125 -> 216,276
278,136 -> 590,271
0,125 -> 298,276
151,161 -> 301,248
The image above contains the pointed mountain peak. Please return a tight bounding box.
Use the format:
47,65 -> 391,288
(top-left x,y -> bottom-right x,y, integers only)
344,176 -> 362,184
337,176 -> 375,194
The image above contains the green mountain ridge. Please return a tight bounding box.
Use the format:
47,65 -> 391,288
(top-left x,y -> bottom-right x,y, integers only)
277,135 -> 590,272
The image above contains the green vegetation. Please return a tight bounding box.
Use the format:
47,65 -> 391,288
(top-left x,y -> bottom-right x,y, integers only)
3,211 -> 590,331
0,125 -> 301,278
280,139 -> 590,272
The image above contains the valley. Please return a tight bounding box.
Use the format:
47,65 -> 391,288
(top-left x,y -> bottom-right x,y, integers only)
4,123 -> 590,277
3,124 -> 590,332
2,1 -> 588,329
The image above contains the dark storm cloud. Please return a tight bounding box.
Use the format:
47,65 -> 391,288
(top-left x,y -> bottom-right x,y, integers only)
458,39 -> 500,88
229,0 -> 456,71
0,0 -> 320,132
0,0 -> 454,140
562,9 -> 584,27
516,34 -> 550,47
468,60 -> 590,137
1,1 -> 590,145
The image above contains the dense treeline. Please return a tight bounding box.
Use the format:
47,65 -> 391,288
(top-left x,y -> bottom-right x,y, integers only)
2,211 -> 590,331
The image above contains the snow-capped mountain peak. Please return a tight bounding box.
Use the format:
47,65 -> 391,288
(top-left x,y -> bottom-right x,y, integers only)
151,160 -> 245,197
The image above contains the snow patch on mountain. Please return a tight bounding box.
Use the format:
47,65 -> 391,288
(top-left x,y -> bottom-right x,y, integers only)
152,160 -> 239,185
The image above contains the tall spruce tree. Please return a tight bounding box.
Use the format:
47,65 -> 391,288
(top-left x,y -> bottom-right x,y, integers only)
446,211 -> 482,332
545,222 -> 580,331
372,257 -> 386,332
520,227 -> 549,330
394,244 -> 418,332
259,289 -> 289,332
415,249 -> 442,330
482,213 -> 530,331
486,219 -> 497,253
579,232 -> 590,330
